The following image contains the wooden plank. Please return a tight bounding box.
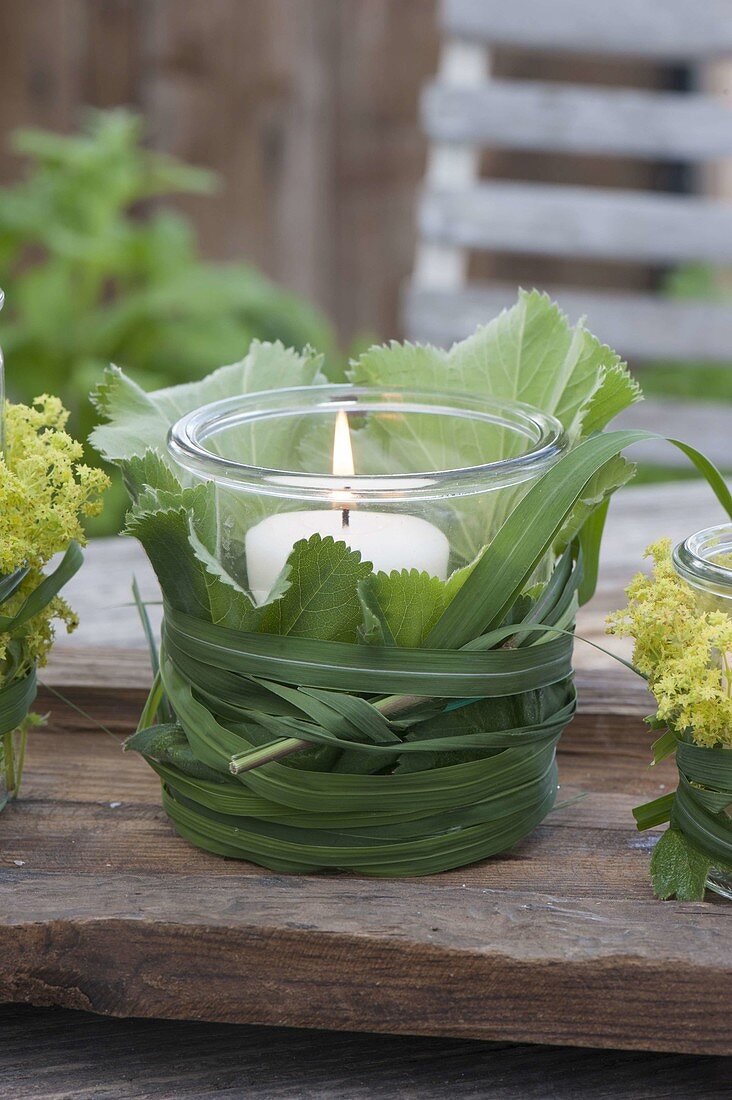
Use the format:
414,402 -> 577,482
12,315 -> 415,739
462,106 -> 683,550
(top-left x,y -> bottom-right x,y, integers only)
5,1006 -> 732,1100
0,676 -> 729,1056
329,0 -> 440,339
442,0 -> 732,61
2,490 -> 731,1052
1,868 -> 729,1054
423,80 -> 732,161
414,40 -> 487,291
419,181 -> 732,264
404,282 -> 732,362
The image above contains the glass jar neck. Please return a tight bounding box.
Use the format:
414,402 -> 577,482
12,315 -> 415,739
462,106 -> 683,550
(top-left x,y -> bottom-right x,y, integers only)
673,524 -> 732,601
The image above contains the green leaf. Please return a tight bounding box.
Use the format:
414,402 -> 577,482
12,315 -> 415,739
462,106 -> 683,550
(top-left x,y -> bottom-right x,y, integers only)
91,340 -> 327,472
577,497 -> 610,606
122,449 -> 182,501
125,483 -> 262,630
650,826 -> 711,901
357,562 -> 475,649
578,333 -> 642,437
449,291 -> 589,438
349,290 -> 638,444
259,534 -> 374,643
346,291 -> 641,562
125,723 -> 226,782
358,571 -> 447,648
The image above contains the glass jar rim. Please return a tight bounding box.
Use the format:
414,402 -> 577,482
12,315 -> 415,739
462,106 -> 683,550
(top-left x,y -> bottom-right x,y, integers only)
673,523 -> 732,598
167,384 -> 568,501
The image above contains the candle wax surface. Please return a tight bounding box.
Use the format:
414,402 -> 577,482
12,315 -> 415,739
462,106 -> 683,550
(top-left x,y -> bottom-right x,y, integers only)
245,509 -> 450,605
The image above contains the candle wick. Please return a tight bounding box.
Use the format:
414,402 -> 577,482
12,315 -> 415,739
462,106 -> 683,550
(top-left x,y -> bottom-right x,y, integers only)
341,484 -> 351,528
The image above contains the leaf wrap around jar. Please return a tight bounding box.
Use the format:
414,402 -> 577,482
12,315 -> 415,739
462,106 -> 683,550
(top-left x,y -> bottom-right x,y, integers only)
126,428 -> 732,875
92,293 -> 732,875
137,614 -> 576,875
674,743 -> 732,870
634,737 -> 732,900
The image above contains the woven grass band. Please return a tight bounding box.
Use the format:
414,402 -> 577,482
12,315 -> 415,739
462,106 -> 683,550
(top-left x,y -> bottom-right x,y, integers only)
133,599 -> 577,876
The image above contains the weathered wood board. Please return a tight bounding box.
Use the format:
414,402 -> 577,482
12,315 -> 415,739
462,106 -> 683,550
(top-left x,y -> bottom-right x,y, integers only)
4,1003 -> 731,1100
1,485 -> 730,1054
0,655 -> 729,1056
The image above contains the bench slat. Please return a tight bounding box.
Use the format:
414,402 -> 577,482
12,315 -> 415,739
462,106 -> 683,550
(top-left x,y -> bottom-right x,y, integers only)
616,398 -> 731,469
420,182 -> 732,264
442,0 -> 732,60
423,81 -> 732,161
404,282 -> 732,361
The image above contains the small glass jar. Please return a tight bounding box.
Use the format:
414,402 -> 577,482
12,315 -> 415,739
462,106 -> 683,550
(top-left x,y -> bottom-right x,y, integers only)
167,385 -> 567,602
673,523 -> 732,900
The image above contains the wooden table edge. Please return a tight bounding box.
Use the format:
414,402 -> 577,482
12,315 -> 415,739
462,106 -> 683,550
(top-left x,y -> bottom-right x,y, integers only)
0,869 -> 728,1056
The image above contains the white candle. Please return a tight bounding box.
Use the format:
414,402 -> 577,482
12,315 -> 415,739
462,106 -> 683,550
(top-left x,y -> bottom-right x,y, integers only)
244,410 -> 450,604
246,509 -> 450,605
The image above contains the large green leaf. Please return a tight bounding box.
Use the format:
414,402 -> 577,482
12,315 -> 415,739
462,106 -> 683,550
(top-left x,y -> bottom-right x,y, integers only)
347,291 -> 640,561
91,340 -> 327,473
650,826 -> 710,901
349,290 -> 639,446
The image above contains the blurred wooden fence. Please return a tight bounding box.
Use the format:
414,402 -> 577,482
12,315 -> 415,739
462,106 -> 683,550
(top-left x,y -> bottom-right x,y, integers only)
0,0 -> 438,345
0,0 -> 681,346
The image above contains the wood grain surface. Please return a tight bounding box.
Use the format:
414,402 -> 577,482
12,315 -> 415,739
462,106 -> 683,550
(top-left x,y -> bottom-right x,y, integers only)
2,1003 -> 730,1100
420,181 -> 732,266
1,661 -> 730,1053
1,483 -> 730,1055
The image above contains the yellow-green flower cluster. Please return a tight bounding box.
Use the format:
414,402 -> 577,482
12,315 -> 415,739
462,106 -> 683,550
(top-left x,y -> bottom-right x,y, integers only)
1,396 -> 107,572
0,396 -> 108,673
607,539 -> 732,748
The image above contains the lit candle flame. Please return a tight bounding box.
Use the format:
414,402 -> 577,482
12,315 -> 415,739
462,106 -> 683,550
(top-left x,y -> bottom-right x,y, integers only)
332,408 -> 355,477
332,409 -> 354,525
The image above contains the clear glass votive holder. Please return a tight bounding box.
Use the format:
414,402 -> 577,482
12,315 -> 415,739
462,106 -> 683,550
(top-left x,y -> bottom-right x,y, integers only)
673,523 -> 732,900
167,384 -> 567,602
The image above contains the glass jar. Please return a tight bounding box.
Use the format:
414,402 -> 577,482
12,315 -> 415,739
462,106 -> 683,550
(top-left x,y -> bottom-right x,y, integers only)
167,385 -> 567,602
673,523 -> 732,900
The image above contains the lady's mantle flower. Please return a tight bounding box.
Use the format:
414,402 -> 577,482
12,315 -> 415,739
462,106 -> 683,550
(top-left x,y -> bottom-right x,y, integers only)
607,539 -> 732,748
0,395 -> 108,674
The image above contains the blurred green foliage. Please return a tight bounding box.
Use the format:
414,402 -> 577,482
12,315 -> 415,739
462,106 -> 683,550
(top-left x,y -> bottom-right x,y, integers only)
0,110 -> 338,533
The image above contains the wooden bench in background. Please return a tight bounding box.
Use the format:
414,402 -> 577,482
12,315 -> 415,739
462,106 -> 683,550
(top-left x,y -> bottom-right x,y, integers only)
405,0 -> 732,469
